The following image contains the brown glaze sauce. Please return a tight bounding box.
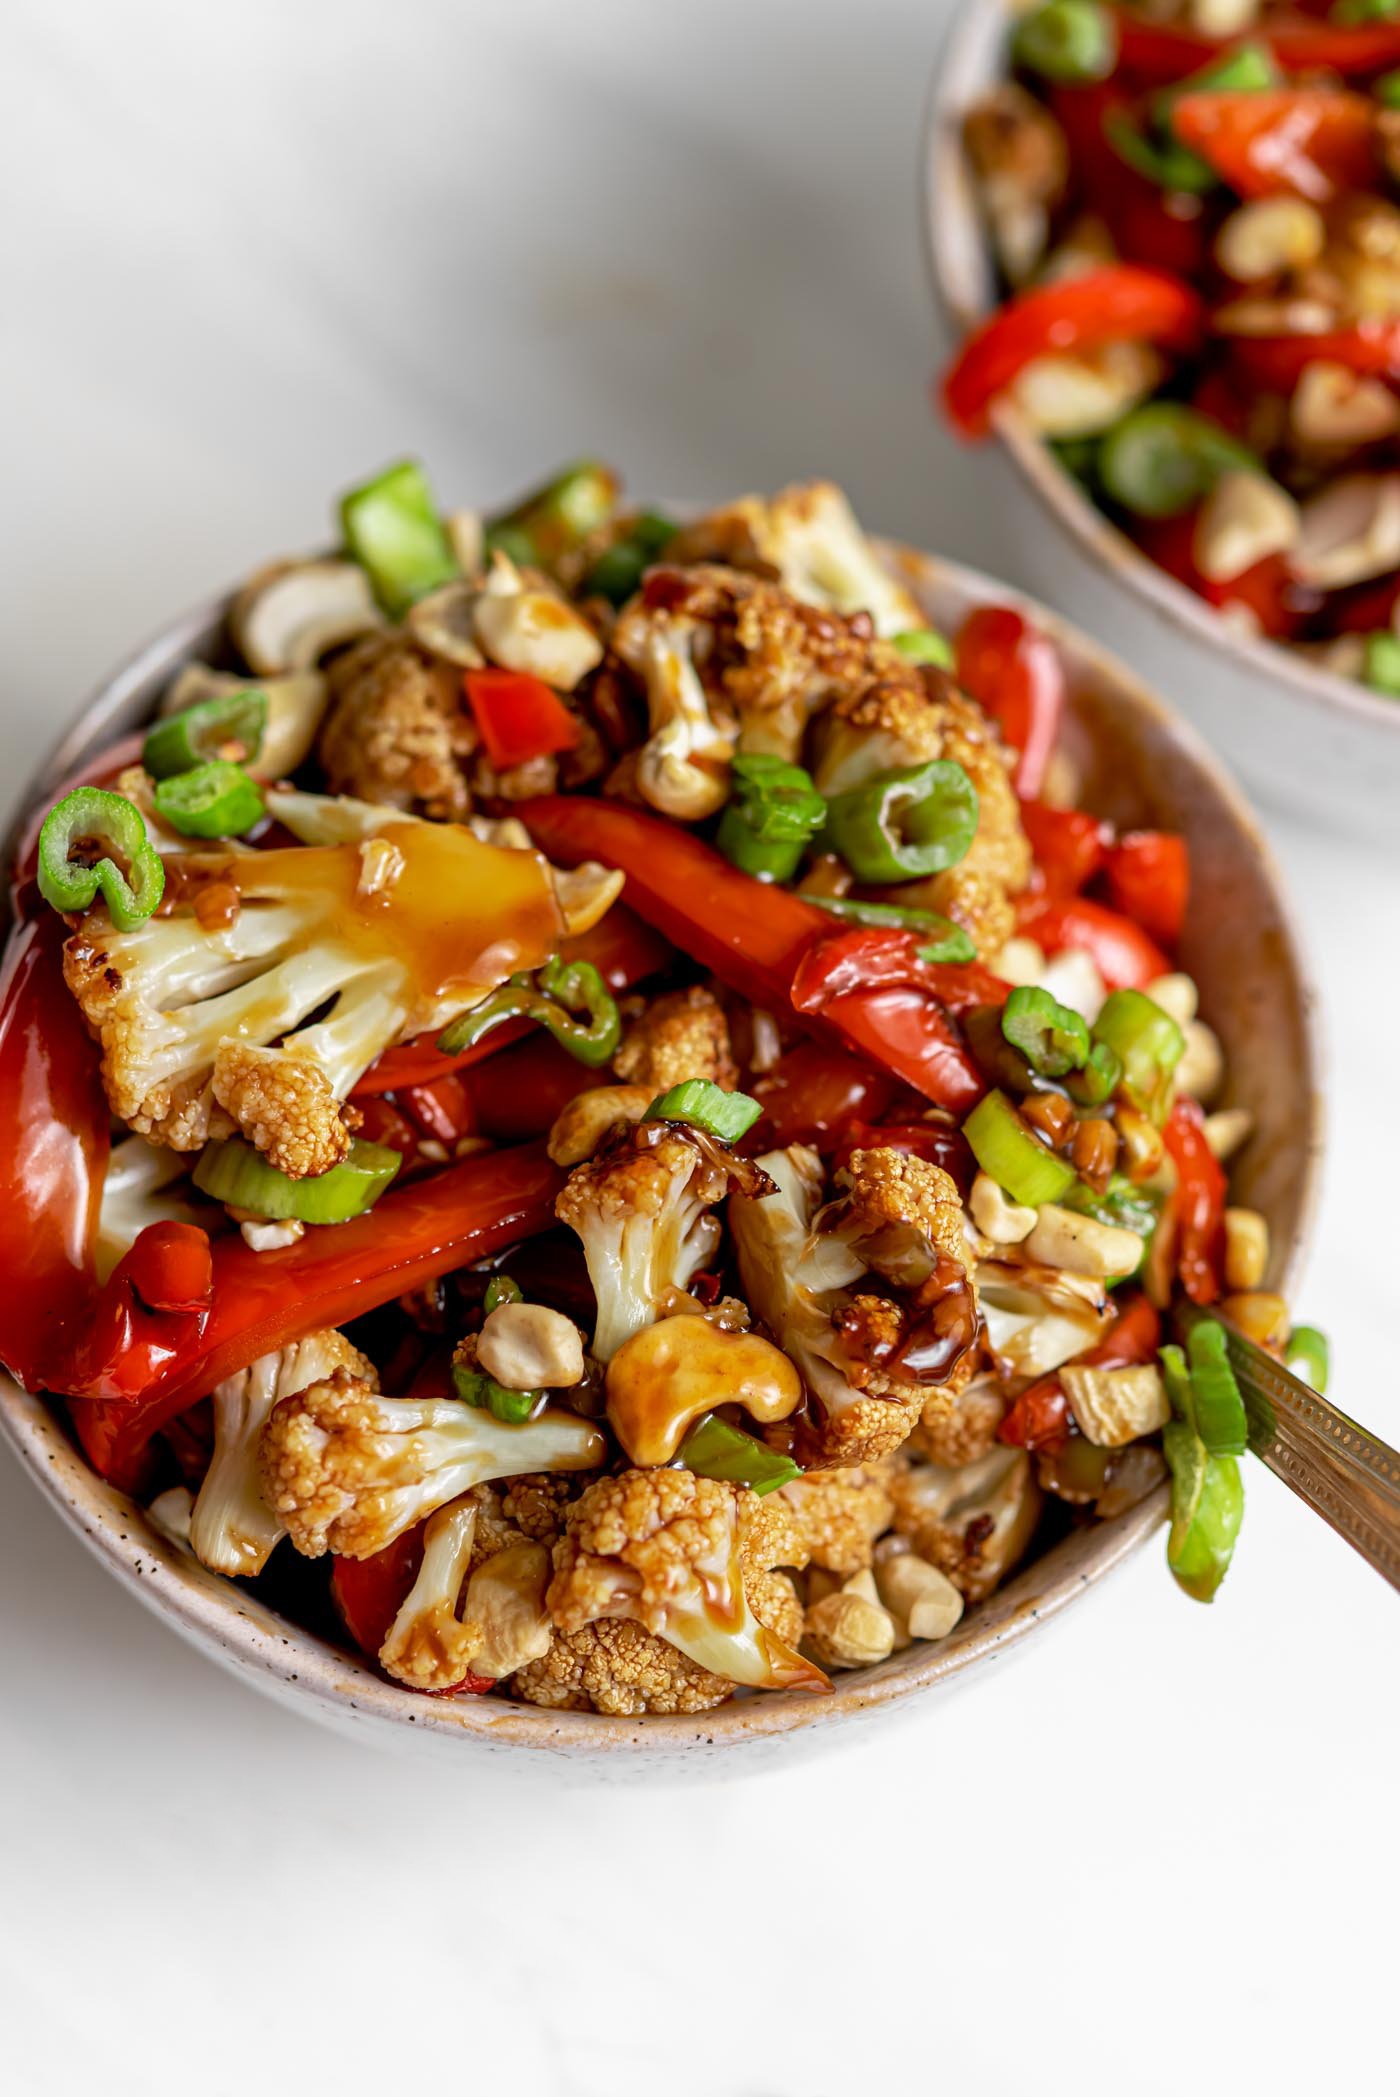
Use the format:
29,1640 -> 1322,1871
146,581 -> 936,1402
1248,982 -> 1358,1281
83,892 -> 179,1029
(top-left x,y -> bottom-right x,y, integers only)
839,1250 -> 979,1387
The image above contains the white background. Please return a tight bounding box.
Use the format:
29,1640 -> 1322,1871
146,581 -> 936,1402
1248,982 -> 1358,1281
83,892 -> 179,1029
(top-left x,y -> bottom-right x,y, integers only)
2,4 -> 1395,2093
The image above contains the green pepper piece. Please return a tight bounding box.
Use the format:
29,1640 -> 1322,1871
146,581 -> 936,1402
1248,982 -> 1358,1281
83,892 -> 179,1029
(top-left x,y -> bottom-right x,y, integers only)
1186,1318 -> 1249,1456
644,1078 -> 762,1143
452,1361 -> 542,1425
484,460 -> 620,571
677,1412 -> 800,1495
963,1088 -> 1078,1207
583,510 -> 679,605
1375,67 -> 1400,109
716,753 -> 827,882
484,1273 -> 524,1314
1362,632 -> 1400,697
1092,988 -> 1183,1124
1335,0 -> 1400,25
36,787 -> 165,933
824,759 -> 979,885
340,458 -> 459,617
1066,1037 -> 1123,1107
1098,404 -> 1260,520
1163,1420 -> 1244,1603
193,1136 -> 402,1223
891,626 -> 956,670
1001,984 -> 1091,1078
808,893 -> 975,963
153,760 -> 265,840
142,688 -> 268,780
1286,1323 -> 1330,1396
437,955 -> 621,1066
1012,0 -> 1118,84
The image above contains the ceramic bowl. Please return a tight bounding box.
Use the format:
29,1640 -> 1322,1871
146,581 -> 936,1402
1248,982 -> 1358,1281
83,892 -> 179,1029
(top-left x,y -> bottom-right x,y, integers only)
0,544 -> 1322,1759
925,0 -> 1400,840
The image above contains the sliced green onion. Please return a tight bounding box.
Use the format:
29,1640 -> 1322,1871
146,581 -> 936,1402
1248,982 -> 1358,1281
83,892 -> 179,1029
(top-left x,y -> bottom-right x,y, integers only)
1001,984 -> 1091,1078
1163,1420 -> 1244,1604
153,760 -> 265,840
1162,40 -> 1278,106
1013,1 -> 1117,86
1186,1319 -> 1248,1456
644,1079 -> 761,1143
484,460 -> 619,571
583,510 -> 678,605
1362,631 -> 1400,697
1092,988 -> 1183,1124
1051,435 -> 1100,486
340,458 -> 459,618
824,759 -> 979,885
1067,1172 -> 1160,1249
142,689 -> 268,779
484,1274 -> 524,1314
1336,0 -> 1400,25
193,1136 -> 402,1224
892,626 -> 955,670
1286,1323 -> 1330,1396
452,1361 -> 541,1425
963,1088 -> 1077,1207
1066,1037 -> 1123,1107
1375,67 -> 1400,109
716,754 -> 827,883
1103,110 -> 1217,194
36,786 -> 165,932
438,955 -> 620,1066
809,893 -> 976,963
1098,404 -> 1259,521
677,1412 -> 800,1495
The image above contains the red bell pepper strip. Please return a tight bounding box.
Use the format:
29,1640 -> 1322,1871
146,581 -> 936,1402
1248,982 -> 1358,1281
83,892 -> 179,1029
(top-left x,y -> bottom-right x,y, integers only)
60,1223 -> 214,1406
463,668 -> 581,769
830,1118 -> 976,1193
1132,509 -> 1312,639
1020,799 -> 1109,897
1228,323 -> 1400,396
1102,831 -> 1190,950
465,1031 -> 600,1142
515,797 -> 989,1110
67,1140 -> 563,1490
1112,6 -> 1400,83
1049,85 -> 1211,279
1016,893 -> 1170,989
399,1073 -> 478,1149
941,267 -> 1204,439
999,1292 -> 1162,1451
331,1531 -> 494,1696
1171,90 -> 1377,203
752,1043 -> 896,1149
789,927 -> 998,1113
0,902 -> 110,1389
1163,1097 -> 1226,1306
956,608 -> 1065,800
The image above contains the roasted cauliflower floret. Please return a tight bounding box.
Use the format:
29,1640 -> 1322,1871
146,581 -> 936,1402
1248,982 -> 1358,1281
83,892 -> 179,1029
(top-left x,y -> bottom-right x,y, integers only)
779,1464 -> 895,1577
665,481 -> 924,637
908,1371 -> 1006,1468
610,585 -> 737,818
612,985 -> 738,1093
510,1617 -> 735,1715
543,1468 -> 825,1697
886,1446 -> 1043,1605
825,1145 -> 974,1290
189,1327 -> 373,1578
259,1367 -> 607,1560
554,1119 -> 772,1361
319,630 -> 474,817
377,1495 -> 554,1692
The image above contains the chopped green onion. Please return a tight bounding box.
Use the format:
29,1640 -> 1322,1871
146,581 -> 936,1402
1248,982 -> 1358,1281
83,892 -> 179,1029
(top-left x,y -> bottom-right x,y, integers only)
809,893 -> 976,963
193,1136 -> 402,1224
452,1361 -> 541,1425
1375,67 -> 1400,109
1067,1172 -> 1160,1250
824,759 -> 979,885
153,760 -> 265,840
1001,984 -> 1091,1078
1362,631 -> 1400,697
1336,0 -> 1400,24
582,510 -> 679,605
1185,1319 -> 1248,1456
1051,435 -> 1100,486
142,689 -> 268,779
484,1274 -> 524,1314
716,753 -> 827,883
963,1088 -> 1078,1207
1162,41 -> 1278,104
1011,0 -> 1118,83
340,458 -> 459,617
1163,1420 -> 1244,1604
1066,1037 -> 1123,1107
36,787 -> 165,932
891,626 -> 955,670
1098,404 -> 1260,521
1092,988 -> 1183,1124
677,1412 -> 800,1495
1286,1323 -> 1330,1396
484,460 -> 619,571
1103,110 -> 1217,194
438,955 -> 620,1066
644,1079 -> 762,1143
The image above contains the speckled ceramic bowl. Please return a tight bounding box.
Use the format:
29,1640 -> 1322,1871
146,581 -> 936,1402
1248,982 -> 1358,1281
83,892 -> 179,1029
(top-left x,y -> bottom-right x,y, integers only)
925,0 -> 1400,840
0,543 -> 1322,1759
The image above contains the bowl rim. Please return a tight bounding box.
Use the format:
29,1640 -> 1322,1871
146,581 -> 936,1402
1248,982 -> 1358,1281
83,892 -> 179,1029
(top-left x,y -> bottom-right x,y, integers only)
0,542 -> 1323,1755
921,0 -> 1400,743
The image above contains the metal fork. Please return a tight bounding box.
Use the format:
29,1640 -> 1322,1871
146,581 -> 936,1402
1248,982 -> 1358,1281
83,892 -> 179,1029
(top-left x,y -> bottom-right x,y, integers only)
1179,1310 -> 1400,1592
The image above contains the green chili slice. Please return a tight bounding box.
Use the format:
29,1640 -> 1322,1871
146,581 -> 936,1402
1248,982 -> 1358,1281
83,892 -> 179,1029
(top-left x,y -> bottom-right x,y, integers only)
824,759 -> 979,885
583,510 -> 679,605
1001,984 -> 1091,1078
1163,1420 -> 1244,1604
963,1088 -> 1077,1207
644,1078 -> 762,1143
1103,110 -> 1217,194
340,458 -> 459,617
1092,989 -> 1183,1124
677,1412 -> 800,1496
484,460 -> 620,571
1012,0 -> 1118,84
438,955 -> 621,1066
1066,1037 -> 1123,1107
452,1362 -> 542,1425
193,1136 -> 402,1224
809,893 -> 976,963
1186,1319 -> 1248,1456
153,760 -> 265,840
1286,1323 -> 1330,1396
37,787 -> 165,932
1098,404 -> 1260,521
142,688 -> 268,780
891,626 -> 956,670
484,1274 -> 524,1314
716,753 -> 827,883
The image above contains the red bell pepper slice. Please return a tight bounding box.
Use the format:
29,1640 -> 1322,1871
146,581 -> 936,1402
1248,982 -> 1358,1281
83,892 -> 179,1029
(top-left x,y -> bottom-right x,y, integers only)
999,1291 -> 1161,1451
60,1222 -> 214,1406
465,1031 -> 601,1142
1112,6 -> 1400,83
829,1118 -> 976,1193
1171,89 -> 1378,202
0,901 -> 110,1390
941,267 -> 1204,439
67,1140 -> 563,1490
1163,1097 -> 1226,1306
1050,85 -> 1211,279
1332,569 -> 1400,635
955,607 -> 1066,800
752,1043 -> 896,1148
1016,893 -> 1170,989
788,928 -> 997,1113
515,797 -> 988,1110
1102,831 -> 1190,950
1229,323 -> 1400,396
331,1531 -> 494,1696
1020,799 -> 1110,897
463,668 -> 581,769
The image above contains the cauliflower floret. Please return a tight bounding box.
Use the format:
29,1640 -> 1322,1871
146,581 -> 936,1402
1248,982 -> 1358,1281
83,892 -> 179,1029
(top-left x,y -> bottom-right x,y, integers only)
666,481 -> 925,637
259,1367 -> 607,1560
610,587 -> 738,818
886,1446 -> 1043,1605
554,1119 -> 772,1361
731,1146 -> 980,1469
189,1328 -> 373,1577
319,631 -> 474,817
612,985 -> 738,1093
908,1371 -> 1007,1468
779,1464 -> 894,1577
377,1494 -> 554,1692
510,1617 -> 735,1715
543,1468 -> 825,1696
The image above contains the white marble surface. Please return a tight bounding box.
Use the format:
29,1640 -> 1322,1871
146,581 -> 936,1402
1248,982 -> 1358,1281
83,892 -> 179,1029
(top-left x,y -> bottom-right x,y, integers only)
1,3 -> 1394,2092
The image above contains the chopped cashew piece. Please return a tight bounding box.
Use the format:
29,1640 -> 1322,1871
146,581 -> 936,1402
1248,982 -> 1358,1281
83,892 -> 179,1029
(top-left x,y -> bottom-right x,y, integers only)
1193,472 -> 1300,587
874,1552 -> 965,1641
477,1302 -> 586,1391
1290,362 -> 1400,449
1222,1291 -> 1289,1346
405,580 -> 486,668
614,614 -> 735,821
1144,972 -> 1198,1029
1204,1107 -> 1254,1161
969,1171 -> 1037,1246
1177,1019 -> 1225,1104
1061,1362 -> 1171,1448
1215,197 -> 1324,284
1291,475 -> 1400,591
231,559 -> 382,676
1223,1207 -> 1269,1291
605,1314 -> 801,1466
464,1540 -> 554,1679
803,1588 -> 896,1670
1007,340 -> 1164,439
1025,1204 -> 1145,1280
547,1085 -> 652,1167
472,555 -> 604,691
